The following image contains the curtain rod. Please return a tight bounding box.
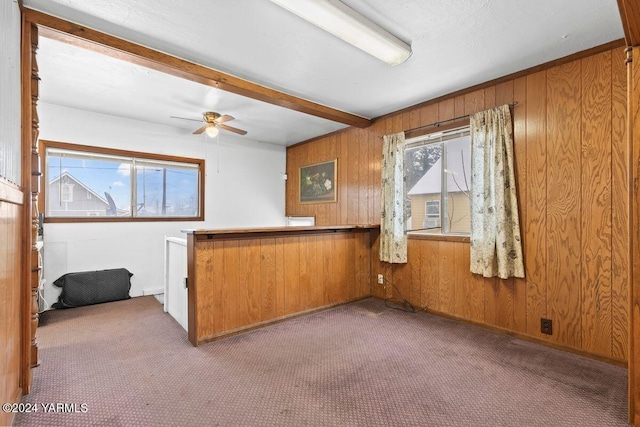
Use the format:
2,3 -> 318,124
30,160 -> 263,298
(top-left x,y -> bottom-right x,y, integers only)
378,101 -> 519,139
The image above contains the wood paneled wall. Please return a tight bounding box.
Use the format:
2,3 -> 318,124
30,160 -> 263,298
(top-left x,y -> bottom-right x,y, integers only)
188,228 -> 372,345
286,128 -> 381,226
286,47 -> 629,362
0,182 -> 24,427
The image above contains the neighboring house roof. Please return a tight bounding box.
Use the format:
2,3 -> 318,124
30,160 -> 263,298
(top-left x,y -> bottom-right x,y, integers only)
408,138 -> 471,196
48,171 -> 110,206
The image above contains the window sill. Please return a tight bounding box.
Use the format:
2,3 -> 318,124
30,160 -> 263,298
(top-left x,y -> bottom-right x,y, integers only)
408,233 -> 470,243
44,216 -> 204,224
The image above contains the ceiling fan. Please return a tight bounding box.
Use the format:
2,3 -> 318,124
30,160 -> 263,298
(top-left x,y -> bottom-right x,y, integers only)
170,112 -> 247,137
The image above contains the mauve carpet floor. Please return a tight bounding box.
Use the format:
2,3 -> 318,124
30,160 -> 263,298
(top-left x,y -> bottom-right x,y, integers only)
15,296 -> 628,426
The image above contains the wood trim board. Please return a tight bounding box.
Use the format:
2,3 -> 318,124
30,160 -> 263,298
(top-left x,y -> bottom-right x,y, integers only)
627,44 -> 640,426
617,0 -> 640,46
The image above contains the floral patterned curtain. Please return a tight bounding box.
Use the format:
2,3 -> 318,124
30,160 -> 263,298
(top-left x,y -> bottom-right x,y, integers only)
470,105 -> 524,279
380,132 -> 407,263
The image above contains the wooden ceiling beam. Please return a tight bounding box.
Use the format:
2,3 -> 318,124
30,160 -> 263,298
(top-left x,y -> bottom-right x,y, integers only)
24,8 -> 372,129
617,0 -> 640,46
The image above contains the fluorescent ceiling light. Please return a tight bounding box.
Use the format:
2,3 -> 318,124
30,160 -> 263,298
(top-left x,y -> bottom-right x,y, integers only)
270,0 -> 412,66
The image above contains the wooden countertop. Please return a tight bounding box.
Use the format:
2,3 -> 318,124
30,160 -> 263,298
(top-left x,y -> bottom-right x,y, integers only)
183,224 -> 379,240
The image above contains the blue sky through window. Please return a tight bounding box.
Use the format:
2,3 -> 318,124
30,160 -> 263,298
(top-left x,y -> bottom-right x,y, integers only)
48,156 -> 132,208
48,152 -> 199,217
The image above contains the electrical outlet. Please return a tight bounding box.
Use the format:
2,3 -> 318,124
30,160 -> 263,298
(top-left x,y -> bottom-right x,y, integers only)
541,318 -> 553,335
377,274 -> 384,285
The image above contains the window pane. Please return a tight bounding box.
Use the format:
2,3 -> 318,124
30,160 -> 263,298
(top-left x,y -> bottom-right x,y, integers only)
47,151 -> 132,217
443,135 -> 471,233
45,143 -> 203,221
405,127 -> 471,235
135,163 -> 199,217
405,144 -> 442,233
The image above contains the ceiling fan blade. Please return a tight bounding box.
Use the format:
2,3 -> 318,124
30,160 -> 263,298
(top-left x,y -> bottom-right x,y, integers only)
171,116 -> 204,123
219,123 -> 247,135
216,115 -> 235,123
193,125 -> 207,135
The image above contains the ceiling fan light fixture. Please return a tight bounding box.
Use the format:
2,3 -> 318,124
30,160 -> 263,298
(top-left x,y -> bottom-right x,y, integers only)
205,125 -> 219,137
270,0 -> 412,66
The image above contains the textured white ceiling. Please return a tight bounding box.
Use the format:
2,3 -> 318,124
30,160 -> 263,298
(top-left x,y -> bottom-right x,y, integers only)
37,37 -> 347,146
25,0 -> 624,145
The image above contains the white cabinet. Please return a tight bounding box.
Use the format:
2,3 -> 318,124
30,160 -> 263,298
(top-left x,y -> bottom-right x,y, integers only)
164,237 -> 188,331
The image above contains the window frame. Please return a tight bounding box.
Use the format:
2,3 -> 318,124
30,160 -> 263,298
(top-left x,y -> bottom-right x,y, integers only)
40,140 -> 205,223
405,123 -> 471,239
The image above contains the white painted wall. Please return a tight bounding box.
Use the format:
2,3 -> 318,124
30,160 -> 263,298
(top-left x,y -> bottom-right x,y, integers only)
40,102 -> 286,307
0,0 -> 21,184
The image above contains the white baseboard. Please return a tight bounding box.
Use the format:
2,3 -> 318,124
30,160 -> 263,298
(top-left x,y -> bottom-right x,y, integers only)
142,288 -> 164,296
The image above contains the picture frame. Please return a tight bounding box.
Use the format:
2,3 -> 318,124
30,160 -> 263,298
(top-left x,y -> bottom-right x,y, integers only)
299,159 -> 337,204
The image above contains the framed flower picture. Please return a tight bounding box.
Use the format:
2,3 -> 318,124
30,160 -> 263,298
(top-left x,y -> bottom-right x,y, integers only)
299,159 -> 337,203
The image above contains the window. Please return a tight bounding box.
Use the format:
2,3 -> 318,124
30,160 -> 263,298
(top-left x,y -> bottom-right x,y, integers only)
405,126 -> 471,235
424,200 -> 440,229
61,184 -> 74,203
43,141 -> 204,222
